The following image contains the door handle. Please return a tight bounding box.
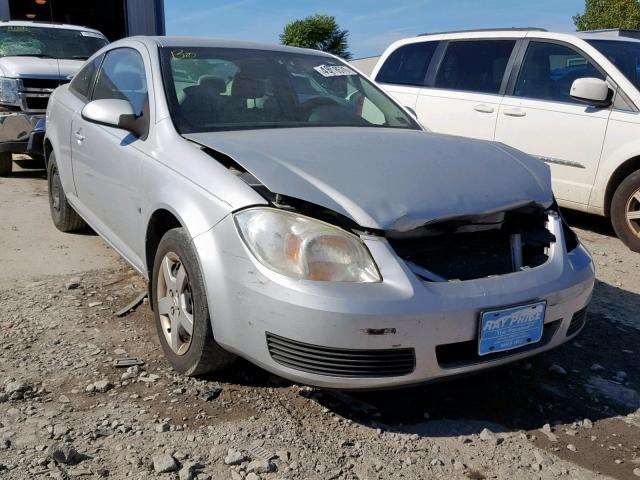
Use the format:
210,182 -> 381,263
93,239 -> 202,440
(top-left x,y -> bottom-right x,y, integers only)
503,108 -> 527,117
473,104 -> 494,114
74,129 -> 85,143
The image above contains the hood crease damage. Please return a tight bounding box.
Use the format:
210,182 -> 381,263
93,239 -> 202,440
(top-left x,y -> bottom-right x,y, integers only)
188,128 -> 554,234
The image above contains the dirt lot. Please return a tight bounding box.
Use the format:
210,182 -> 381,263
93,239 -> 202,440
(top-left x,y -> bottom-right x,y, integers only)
1,162 -> 640,480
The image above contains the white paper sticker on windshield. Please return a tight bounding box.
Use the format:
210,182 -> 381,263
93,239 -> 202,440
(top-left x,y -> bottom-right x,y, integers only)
81,31 -> 105,39
313,65 -> 357,77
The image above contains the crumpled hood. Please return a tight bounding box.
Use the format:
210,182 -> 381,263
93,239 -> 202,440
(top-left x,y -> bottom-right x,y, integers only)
185,128 -> 553,232
0,57 -> 83,78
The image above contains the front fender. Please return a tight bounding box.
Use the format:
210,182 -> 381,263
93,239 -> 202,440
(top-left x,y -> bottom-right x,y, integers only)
140,127 -> 268,273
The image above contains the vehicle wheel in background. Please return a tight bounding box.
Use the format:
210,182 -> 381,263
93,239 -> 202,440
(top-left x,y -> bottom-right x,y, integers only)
611,169 -> 640,252
0,152 -> 12,176
47,152 -> 87,232
152,227 -> 236,376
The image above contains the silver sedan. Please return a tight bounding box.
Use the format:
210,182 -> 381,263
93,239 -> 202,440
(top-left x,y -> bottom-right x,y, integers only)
44,36 -> 595,389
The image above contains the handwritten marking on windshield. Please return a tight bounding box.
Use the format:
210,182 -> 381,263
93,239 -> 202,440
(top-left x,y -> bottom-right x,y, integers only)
171,50 -> 197,60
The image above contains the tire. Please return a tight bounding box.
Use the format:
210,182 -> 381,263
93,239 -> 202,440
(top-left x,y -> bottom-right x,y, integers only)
152,227 -> 236,376
0,152 -> 12,176
47,152 -> 87,232
611,169 -> 640,252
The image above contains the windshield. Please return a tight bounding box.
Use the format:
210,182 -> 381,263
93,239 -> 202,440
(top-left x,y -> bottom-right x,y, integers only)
159,47 -> 420,133
0,26 -> 108,60
588,39 -> 640,90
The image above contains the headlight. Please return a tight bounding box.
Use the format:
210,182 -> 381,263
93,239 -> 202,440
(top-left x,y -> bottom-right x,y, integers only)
234,207 -> 381,283
0,77 -> 20,107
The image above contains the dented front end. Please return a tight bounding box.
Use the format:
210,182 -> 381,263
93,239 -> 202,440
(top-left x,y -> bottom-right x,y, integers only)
186,128 -> 594,389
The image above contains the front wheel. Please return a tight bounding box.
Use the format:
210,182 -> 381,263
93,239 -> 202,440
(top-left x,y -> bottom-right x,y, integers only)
0,152 -> 12,176
152,228 -> 236,376
47,152 -> 87,232
611,170 -> 640,252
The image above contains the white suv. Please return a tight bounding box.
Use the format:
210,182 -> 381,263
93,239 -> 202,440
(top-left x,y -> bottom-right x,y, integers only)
371,28 -> 640,251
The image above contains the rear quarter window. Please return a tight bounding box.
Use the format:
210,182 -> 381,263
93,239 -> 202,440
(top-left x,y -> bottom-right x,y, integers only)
375,41 -> 438,86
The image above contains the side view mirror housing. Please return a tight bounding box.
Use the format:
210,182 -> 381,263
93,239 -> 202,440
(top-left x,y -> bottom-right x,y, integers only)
81,99 -> 146,138
570,77 -> 612,108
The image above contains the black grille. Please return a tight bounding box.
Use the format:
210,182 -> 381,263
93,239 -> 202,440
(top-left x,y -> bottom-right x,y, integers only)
25,96 -> 49,111
266,333 -> 415,377
566,307 -> 587,337
388,209 -> 554,282
436,320 -> 561,369
393,230 -> 514,281
20,78 -> 65,90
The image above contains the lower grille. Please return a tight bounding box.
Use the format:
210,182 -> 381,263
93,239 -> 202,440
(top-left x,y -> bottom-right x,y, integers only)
566,307 -> 587,337
25,96 -> 49,111
266,332 -> 415,377
436,320 -> 561,369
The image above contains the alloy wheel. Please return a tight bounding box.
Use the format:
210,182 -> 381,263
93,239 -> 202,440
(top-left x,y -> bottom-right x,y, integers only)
156,252 -> 194,356
626,188 -> 640,238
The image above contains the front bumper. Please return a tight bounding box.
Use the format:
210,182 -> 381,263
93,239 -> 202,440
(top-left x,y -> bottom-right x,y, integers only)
0,112 -> 45,156
195,213 -> 595,389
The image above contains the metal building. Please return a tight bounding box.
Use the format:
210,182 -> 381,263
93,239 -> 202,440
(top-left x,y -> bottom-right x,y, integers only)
0,0 -> 165,40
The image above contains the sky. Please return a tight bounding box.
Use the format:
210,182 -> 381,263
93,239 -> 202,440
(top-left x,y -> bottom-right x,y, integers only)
164,0 -> 585,59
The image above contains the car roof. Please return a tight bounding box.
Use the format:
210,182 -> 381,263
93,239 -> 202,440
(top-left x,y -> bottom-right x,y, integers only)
0,20 -> 104,34
397,28 -> 640,44
140,36 -> 333,57
573,31 -> 640,43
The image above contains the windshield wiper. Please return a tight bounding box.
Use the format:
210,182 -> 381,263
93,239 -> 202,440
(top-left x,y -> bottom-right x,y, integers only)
5,53 -> 55,58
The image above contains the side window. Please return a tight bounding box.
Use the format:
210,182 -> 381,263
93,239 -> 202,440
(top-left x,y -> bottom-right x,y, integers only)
514,41 -> 605,103
434,40 -> 516,94
375,41 -> 438,86
69,54 -> 103,100
92,48 -> 148,116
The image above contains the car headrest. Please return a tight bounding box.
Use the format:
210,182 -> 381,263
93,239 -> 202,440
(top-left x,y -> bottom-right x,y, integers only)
198,75 -> 226,93
231,73 -> 265,99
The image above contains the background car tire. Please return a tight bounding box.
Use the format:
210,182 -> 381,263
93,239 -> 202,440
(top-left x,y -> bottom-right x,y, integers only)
611,169 -> 640,252
0,152 -> 12,176
47,152 -> 87,232
152,227 -> 236,376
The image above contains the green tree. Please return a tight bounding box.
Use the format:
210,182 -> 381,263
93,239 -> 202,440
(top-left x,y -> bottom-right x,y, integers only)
574,0 -> 640,30
280,14 -> 352,59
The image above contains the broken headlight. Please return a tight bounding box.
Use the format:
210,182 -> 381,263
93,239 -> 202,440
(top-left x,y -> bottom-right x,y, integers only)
0,77 -> 21,107
234,207 -> 381,282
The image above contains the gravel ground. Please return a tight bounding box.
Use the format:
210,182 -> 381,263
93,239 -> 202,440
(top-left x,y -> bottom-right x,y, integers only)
1,165 -> 640,479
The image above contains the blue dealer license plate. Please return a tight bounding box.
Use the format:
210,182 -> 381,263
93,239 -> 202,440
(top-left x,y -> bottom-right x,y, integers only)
478,301 -> 546,356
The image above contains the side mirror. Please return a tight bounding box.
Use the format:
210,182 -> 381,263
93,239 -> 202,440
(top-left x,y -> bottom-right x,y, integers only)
81,99 -> 145,137
570,77 -> 612,108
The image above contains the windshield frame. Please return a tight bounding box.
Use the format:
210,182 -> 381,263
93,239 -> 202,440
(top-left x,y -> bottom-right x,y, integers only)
0,25 -> 108,60
158,46 -> 422,134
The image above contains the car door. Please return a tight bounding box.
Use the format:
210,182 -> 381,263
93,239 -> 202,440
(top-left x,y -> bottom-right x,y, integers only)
52,53 -> 104,198
415,39 -> 517,140
494,40 -> 611,206
374,40 -> 439,111
70,46 -> 150,270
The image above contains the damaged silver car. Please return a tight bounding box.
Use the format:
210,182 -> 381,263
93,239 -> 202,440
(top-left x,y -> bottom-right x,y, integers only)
44,37 -> 595,389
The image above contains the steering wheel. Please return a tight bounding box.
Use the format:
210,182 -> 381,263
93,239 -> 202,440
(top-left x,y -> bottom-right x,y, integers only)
346,90 -> 364,103
300,97 -> 340,117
